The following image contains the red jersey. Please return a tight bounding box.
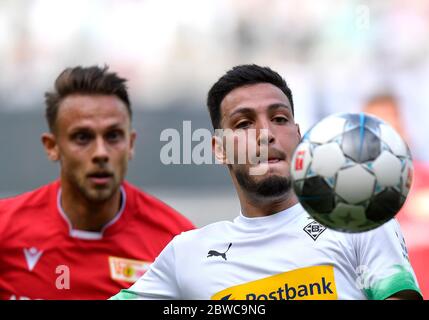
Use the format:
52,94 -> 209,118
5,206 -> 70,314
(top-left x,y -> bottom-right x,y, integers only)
0,181 -> 194,300
396,161 -> 429,299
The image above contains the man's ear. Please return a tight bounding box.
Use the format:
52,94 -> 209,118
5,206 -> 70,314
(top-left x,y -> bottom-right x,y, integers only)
212,135 -> 227,164
129,130 -> 137,160
296,123 -> 302,140
41,132 -> 60,162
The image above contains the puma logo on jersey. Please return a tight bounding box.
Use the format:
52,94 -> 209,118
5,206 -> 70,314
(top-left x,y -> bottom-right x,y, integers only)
207,243 -> 232,260
23,247 -> 43,271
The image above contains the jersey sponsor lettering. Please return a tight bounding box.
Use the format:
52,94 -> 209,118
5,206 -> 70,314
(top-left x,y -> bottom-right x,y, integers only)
212,265 -> 337,300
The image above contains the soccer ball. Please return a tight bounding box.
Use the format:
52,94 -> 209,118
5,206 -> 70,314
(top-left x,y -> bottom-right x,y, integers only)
290,112 -> 413,233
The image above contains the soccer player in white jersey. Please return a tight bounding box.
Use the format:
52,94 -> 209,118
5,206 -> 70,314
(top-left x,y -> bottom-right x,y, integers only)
111,64 -> 422,300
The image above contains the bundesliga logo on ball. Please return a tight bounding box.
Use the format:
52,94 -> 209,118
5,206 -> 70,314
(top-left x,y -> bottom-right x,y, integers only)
290,112 -> 413,233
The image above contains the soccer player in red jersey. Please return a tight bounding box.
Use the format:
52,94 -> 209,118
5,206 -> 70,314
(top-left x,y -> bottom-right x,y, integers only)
0,66 -> 194,300
362,94 -> 429,299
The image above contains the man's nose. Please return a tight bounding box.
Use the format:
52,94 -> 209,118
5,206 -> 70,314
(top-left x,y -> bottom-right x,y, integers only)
256,121 -> 275,146
92,137 -> 109,164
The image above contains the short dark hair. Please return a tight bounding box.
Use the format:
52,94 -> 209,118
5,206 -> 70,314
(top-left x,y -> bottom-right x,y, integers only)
207,64 -> 294,129
44,65 -> 131,132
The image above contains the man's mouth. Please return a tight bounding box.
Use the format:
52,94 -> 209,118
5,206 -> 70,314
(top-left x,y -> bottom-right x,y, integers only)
256,154 -> 286,164
87,171 -> 113,185
267,157 -> 282,164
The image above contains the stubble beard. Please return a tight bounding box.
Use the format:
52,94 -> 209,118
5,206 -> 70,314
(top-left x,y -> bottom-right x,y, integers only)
69,172 -> 120,204
233,165 -> 292,200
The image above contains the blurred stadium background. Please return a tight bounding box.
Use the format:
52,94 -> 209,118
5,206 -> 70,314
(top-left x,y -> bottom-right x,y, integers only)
1,0 -> 428,231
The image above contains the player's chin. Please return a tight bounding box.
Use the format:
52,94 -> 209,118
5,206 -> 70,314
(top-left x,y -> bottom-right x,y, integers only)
254,175 -> 292,199
85,182 -> 118,202
87,188 -> 116,202
249,161 -> 288,178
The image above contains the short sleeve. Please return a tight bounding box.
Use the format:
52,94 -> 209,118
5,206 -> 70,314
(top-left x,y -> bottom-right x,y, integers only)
110,239 -> 180,300
354,219 -> 422,300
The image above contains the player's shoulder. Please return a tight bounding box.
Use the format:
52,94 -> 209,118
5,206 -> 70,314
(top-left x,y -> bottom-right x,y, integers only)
123,181 -> 179,213
357,218 -> 400,237
0,182 -> 58,237
333,218 -> 403,253
0,181 -> 58,213
122,181 -> 194,229
171,220 -> 233,247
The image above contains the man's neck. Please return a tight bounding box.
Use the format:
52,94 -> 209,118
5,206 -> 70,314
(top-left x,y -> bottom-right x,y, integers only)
237,189 -> 299,218
60,184 -> 122,232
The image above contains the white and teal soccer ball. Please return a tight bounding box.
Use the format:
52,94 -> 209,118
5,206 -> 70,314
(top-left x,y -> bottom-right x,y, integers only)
290,112 -> 413,233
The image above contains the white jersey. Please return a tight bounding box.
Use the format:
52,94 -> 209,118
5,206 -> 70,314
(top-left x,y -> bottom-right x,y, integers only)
112,204 -> 421,300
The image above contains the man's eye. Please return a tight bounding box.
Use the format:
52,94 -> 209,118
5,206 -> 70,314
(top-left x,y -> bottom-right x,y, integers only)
273,116 -> 288,124
235,121 -> 251,129
106,131 -> 122,142
73,133 -> 91,144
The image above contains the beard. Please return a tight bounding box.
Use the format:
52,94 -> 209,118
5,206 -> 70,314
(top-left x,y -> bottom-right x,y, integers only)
80,183 -> 118,203
233,165 -> 291,199
66,170 -> 120,204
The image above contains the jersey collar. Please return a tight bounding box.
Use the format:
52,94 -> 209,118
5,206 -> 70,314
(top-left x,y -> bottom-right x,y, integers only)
235,203 -> 303,228
56,186 -> 127,240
